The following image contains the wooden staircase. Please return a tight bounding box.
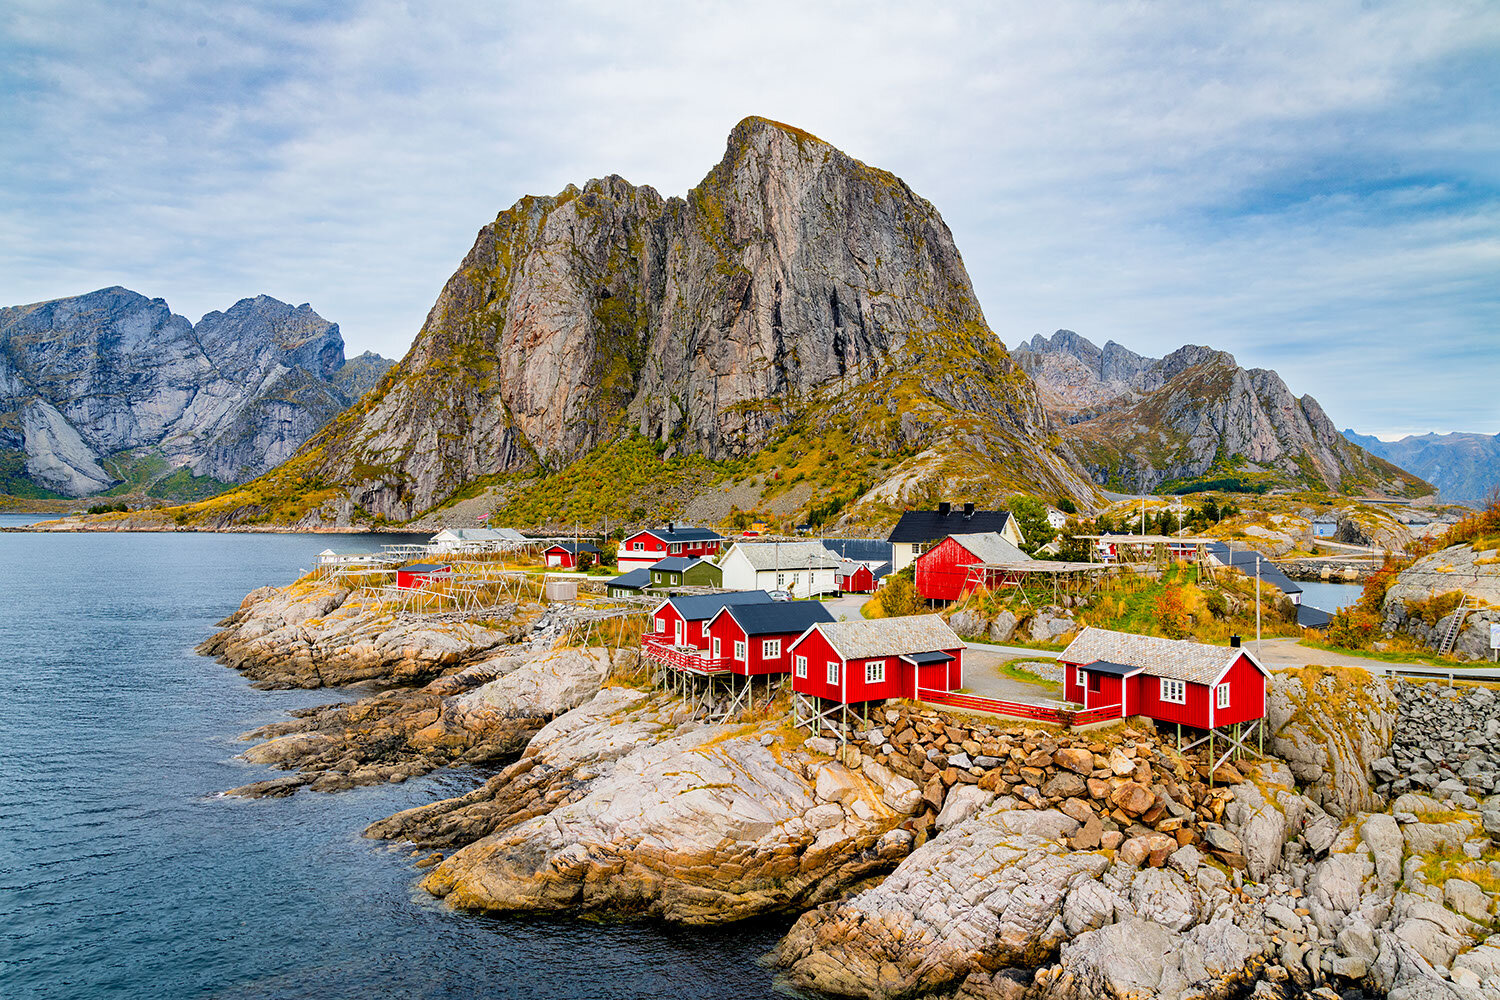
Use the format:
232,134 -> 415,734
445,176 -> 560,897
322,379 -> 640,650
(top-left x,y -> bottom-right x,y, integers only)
1438,594 -> 1470,657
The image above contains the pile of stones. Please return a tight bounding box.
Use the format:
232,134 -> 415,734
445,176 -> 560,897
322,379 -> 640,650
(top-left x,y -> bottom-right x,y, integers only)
1377,681 -> 1500,800
838,706 -> 1255,871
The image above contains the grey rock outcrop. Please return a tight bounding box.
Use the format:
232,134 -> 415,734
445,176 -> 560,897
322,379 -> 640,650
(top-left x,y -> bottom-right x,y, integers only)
1013,329 -> 1428,496
1382,542 -> 1500,658
252,117 -> 1093,523
1266,665 -> 1397,816
0,287 -> 391,496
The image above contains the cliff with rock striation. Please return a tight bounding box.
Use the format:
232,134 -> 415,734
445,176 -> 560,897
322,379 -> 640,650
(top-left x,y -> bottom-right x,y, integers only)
172,117 -> 1094,528
1013,330 -> 1428,497
0,287 -> 391,498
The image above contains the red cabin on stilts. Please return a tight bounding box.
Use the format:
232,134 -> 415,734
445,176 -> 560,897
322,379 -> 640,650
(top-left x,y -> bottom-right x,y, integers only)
704,601 -> 835,677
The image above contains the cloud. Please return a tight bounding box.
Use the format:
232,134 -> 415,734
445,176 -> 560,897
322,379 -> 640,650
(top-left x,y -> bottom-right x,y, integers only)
0,0 -> 1496,438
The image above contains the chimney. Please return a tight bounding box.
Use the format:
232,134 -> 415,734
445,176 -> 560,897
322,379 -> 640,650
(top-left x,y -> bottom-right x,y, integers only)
937,501 -> 952,517
963,502 -> 975,519
666,521 -> 674,533
1230,634 -> 1241,648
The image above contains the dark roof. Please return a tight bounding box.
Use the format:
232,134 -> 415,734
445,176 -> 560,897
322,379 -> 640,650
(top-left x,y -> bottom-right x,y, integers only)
718,601 -> 835,636
1208,543 -> 1302,595
633,526 -> 724,544
901,650 -> 955,665
399,563 -> 451,573
546,541 -> 601,555
1297,605 -> 1334,629
870,562 -> 892,578
607,568 -> 651,590
1080,659 -> 1144,677
665,590 -> 773,621
651,557 -> 705,573
822,538 -> 894,563
888,509 -> 1014,544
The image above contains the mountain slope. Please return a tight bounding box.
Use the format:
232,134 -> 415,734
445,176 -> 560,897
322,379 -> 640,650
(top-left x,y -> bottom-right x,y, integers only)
1013,330 -> 1428,497
179,117 -> 1093,528
1343,429 -> 1500,508
0,287 -> 392,497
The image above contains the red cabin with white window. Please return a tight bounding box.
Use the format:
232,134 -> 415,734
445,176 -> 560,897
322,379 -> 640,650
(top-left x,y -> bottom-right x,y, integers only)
618,525 -> 726,572
646,590 -> 774,651
836,561 -> 879,595
914,532 -> 1031,602
396,563 -> 452,589
704,601 -> 836,677
788,615 -> 965,705
543,542 -> 601,569
1058,627 -> 1268,728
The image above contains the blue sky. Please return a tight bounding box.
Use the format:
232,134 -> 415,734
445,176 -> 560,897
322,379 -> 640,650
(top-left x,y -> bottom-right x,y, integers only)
2,0 -> 1496,438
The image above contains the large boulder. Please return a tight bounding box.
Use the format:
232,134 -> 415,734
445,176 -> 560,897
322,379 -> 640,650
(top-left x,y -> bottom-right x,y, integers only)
1266,665 -> 1396,816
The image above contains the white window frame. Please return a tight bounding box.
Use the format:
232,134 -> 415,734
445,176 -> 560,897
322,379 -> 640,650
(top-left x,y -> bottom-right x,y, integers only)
655,617 -> 666,634
713,637 -> 721,658
734,640 -> 746,661
700,621 -> 708,638
671,573 -> 680,584
911,543 -> 921,554
827,660 -> 840,684
632,541 -> 644,551
763,639 -> 781,659
776,572 -> 785,586
865,659 -> 886,684
1075,667 -> 1086,688
794,656 -> 807,678
1216,683 -> 1230,709
1160,677 -> 1185,705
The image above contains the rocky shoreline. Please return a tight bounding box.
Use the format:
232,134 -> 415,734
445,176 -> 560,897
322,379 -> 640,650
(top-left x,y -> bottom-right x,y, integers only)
203,579 -> 1500,999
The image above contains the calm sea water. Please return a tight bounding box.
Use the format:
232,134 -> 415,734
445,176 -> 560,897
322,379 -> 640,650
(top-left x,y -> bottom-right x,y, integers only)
1296,580 -> 1364,612
0,518 -> 787,1000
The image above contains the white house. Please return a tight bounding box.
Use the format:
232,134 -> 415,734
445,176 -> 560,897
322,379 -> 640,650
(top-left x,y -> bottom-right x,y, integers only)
430,527 -> 528,553
718,541 -> 842,598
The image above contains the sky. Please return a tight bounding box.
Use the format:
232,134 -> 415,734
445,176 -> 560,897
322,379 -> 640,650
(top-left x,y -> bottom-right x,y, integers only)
2,1 -> 1497,439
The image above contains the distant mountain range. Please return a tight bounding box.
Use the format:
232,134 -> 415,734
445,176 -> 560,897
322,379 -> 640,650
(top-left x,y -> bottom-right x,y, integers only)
1342,429 -> 1499,508
0,287 -> 392,499
1012,330 -> 1428,497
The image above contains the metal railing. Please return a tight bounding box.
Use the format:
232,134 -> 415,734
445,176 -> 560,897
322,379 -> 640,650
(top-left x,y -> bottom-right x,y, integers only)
915,687 -> 1120,728
641,637 -> 734,674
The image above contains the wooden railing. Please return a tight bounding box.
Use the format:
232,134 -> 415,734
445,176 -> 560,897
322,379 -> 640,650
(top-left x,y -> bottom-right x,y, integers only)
641,637 -> 733,674
916,688 -> 1120,728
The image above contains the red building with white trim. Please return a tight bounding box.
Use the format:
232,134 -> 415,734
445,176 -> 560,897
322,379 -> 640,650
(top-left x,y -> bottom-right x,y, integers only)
704,601 -> 835,676
1057,627 -> 1268,730
788,615 -> 965,707
543,541 -> 602,569
914,532 -> 1032,602
617,525 -> 726,572
396,563 -> 452,589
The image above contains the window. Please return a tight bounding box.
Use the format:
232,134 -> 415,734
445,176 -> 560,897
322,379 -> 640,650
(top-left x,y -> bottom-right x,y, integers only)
1075,667 -> 1086,688
699,621 -> 707,638
763,639 -> 781,659
1089,673 -> 1101,693
734,640 -> 746,661
912,543 -> 922,554
827,661 -> 840,684
1160,678 -> 1185,705
865,659 -> 886,684
632,541 -> 644,551
655,617 -> 666,634
794,656 -> 807,678
1216,683 -> 1230,709
776,573 -> 784,586
713,637 -> 721,658
671,573 -> 680,584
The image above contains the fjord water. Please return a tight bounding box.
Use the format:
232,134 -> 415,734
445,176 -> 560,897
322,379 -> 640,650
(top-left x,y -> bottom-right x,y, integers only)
0,519 -> 785,999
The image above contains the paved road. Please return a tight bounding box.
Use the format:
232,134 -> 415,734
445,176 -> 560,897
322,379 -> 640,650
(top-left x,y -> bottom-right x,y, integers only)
962,646 -> 1059,704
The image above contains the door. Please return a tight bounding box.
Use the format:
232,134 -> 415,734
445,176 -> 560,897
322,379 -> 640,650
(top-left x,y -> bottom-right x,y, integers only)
675,620 -> 684,645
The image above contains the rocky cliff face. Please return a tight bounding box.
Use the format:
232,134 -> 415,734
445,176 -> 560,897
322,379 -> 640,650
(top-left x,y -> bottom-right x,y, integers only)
231,117 -> 1089,524
0,287 -> 392,497
1013,330 -> 1428,496
1344,429 -> 1500,509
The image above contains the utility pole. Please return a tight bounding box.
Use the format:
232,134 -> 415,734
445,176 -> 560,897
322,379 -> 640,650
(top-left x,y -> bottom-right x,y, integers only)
1255,554 -> 1262,654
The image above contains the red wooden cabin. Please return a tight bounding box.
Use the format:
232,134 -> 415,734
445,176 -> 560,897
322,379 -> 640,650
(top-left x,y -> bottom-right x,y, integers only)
914,532 -> 1031,602
1058,627 -> 1268,728
705,601 -> 835,676
543,542 -> 601,569
836,560 -> 881,594
618,525 -> 726,572
396,563 -> 452,589
646,590 -> 773,653
788,615 -> 965,706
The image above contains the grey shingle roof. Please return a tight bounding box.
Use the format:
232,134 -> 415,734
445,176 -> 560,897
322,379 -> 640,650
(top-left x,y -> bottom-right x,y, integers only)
728,541 -> 842,571
944,532 -> 1032,565
807,615 -> 963,660
651,557 -> 704,572
1059,627 -> 1264,686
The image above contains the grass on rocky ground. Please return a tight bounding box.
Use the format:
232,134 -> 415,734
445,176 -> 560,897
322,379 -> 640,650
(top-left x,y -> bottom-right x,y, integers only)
1299,639 -> 1492,669
996,659 -> 1061,694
